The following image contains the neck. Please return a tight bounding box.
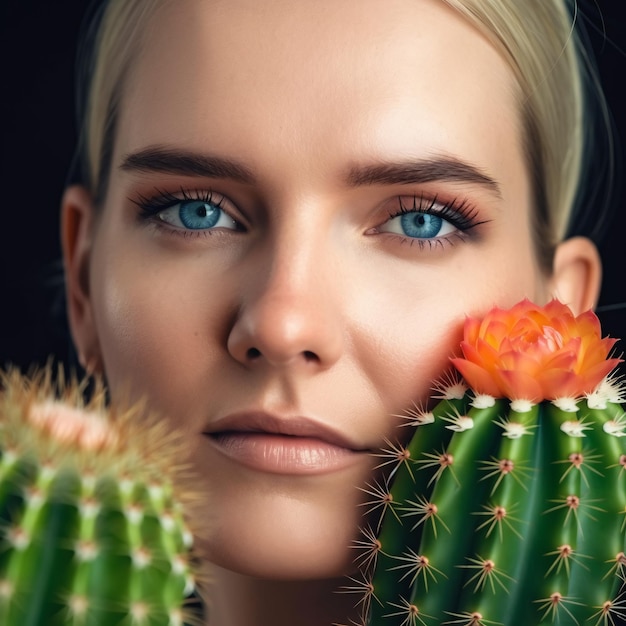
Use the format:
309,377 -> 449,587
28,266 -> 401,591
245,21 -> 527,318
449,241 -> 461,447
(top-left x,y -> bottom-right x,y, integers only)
203,563 -> 363,626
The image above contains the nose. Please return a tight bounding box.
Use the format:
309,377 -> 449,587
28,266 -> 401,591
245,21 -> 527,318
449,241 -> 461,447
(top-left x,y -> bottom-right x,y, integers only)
226,235 -> 343,371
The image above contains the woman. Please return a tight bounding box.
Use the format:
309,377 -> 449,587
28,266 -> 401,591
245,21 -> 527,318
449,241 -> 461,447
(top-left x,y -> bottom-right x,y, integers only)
61,0 -> 606,624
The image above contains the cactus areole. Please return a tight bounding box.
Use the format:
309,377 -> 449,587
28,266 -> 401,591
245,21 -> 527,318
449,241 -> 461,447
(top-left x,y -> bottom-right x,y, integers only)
0,370 -> 201,626
352,299 -> 626,626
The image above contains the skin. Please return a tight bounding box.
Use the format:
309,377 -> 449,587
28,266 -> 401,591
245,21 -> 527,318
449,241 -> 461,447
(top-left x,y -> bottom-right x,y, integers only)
62,0 -> 601,624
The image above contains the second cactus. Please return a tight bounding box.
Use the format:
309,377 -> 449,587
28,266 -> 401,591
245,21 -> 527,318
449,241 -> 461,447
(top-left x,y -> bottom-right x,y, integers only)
0,369 -> 202,626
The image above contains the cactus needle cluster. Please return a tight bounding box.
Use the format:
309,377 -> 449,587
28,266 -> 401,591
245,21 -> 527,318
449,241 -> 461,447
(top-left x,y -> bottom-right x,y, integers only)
0,368 -> 202,626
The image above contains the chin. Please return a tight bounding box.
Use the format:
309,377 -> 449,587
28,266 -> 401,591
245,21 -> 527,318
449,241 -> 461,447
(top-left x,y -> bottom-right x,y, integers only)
202,532 -> 358,580
190,476 -> 368,580
205,500 -> 364,580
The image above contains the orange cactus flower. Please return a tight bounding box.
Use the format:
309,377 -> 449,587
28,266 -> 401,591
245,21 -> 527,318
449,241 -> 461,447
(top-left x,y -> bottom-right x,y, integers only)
450,299 -> 621,402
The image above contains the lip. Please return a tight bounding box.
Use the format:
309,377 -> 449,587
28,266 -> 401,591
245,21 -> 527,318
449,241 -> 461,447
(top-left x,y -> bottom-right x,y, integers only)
204,412 -> 370,475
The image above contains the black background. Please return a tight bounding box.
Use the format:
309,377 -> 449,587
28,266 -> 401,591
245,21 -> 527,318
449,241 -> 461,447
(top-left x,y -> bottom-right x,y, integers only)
1,1 -> 626,370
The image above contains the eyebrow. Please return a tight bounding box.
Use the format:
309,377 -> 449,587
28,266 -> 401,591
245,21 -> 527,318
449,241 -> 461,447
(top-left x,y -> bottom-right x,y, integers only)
120,146 -> 256,184
120,146 -> 501,197
346,157 -> 502,197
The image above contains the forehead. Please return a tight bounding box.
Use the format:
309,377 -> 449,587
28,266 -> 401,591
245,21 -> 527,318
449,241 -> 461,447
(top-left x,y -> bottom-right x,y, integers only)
116,0 -> 525,197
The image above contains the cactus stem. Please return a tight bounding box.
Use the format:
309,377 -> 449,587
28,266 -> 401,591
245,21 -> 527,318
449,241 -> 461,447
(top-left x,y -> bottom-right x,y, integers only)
0,367 -> 206,626
362,353 -> 626,625
533,592 -> 584,624
387,548 -> 445,589
400,496 -> 449,536
458,556 -> 513,594
385,597 -> 431,626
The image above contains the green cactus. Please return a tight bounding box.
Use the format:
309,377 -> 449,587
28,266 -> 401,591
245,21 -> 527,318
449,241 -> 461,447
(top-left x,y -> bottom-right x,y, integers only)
0,368 -> 202,626
354,377 -> 626,626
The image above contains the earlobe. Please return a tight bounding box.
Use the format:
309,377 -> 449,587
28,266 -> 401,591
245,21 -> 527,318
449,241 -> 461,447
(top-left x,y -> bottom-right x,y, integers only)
550,236 -> 602,315
61,185 -> 103,374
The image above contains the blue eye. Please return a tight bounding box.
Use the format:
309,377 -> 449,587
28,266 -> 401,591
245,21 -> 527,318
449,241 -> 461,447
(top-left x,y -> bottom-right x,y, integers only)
381,210 -> 457,239
158,199 -> 238,231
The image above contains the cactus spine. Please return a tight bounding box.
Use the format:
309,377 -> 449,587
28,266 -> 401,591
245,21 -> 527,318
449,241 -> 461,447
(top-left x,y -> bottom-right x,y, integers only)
0,369 -> 202,626
357,379 -> 626,626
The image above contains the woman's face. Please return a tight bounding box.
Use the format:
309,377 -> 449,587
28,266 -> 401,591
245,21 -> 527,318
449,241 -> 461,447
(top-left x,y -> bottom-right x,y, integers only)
74,0 -> 552,578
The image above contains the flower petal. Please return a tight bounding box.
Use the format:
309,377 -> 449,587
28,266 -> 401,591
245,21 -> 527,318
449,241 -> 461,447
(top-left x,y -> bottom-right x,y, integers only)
449,298 -> 622,402
450,358 -> 502,398
494,368 -> 543,402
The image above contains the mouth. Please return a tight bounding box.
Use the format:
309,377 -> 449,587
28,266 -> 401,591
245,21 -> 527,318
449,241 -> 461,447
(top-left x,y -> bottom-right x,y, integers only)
204,412 -> 371,475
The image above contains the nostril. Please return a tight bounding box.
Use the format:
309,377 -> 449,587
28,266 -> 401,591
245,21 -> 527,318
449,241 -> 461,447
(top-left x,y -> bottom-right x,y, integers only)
247,347 -> 262,360
244,347 -> 320,363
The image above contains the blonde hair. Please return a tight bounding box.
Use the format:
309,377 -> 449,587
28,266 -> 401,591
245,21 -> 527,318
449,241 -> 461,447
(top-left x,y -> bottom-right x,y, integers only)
77,0 -> 600,269
443,0 -> 590,269
77,0 -> 165,203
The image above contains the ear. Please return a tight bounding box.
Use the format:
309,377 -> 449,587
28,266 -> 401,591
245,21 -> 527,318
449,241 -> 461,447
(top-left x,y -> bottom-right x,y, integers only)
61,185 -> 103,374
549,236 -> 602,315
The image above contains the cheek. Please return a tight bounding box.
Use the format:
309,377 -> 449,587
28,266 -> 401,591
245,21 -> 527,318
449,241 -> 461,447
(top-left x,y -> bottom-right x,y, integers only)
347,241 -> 549,421
89,234 -> 229,407
356,303 -> 462,409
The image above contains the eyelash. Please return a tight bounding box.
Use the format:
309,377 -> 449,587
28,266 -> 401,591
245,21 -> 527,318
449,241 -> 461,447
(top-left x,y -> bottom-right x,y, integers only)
381,194 -> 486,248
131,187 -> 244,234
